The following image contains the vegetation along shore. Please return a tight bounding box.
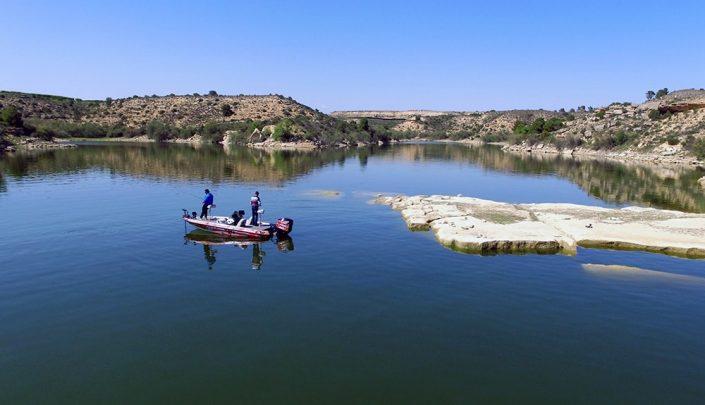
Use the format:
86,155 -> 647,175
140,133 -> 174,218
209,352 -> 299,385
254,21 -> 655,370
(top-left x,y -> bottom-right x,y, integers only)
2,88 -> 705,166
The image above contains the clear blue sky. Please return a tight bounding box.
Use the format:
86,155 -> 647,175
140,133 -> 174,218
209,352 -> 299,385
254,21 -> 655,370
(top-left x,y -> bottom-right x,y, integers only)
1,0 -> 703,112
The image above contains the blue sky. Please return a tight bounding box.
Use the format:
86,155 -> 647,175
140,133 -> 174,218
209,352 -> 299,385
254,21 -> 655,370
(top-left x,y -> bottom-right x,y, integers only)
1,0 -> 703,112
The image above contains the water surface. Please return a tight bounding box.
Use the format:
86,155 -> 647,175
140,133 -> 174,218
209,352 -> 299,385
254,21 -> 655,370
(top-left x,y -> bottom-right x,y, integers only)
1,143 -> 704,403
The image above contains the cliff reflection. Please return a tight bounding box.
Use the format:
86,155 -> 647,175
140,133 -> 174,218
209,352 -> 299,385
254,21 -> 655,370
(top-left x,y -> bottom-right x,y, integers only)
1,142 -> 704,212
0,143 -> 355,185
380,143 -> 705,213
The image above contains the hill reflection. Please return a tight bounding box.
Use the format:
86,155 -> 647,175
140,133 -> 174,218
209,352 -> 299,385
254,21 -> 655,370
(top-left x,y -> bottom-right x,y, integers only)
380,143 -> 705,213
2,142 -> 704,212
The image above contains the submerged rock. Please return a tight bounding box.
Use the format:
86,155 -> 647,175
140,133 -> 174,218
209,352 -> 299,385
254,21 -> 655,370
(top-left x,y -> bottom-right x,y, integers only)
303,189 -> 343,199
582,264 -> 705,284
376,195 -> 705,258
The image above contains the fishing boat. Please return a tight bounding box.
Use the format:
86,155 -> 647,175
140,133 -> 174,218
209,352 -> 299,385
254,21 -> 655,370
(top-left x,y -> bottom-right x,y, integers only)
182,208 -> 293,240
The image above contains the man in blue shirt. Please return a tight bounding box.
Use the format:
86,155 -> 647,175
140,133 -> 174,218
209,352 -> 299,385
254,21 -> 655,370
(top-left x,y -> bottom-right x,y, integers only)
201,189 -> 214,219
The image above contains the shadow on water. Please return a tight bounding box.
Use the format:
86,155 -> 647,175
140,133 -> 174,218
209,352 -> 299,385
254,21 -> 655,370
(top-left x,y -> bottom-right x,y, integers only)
2,141 -> 705,212
184,230 -> 294,271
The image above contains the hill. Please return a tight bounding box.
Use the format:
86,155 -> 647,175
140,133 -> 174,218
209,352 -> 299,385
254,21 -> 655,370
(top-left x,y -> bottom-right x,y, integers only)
0,91 -> 382,147
332,89 -> 705,164
3,88 -> 705,163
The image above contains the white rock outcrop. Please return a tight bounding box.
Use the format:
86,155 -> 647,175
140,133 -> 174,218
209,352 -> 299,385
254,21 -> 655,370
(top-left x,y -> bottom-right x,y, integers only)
376,195 -> 705,258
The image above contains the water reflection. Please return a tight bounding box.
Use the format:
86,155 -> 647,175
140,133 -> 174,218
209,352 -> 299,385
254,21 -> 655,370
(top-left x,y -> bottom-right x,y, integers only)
184,230 -> 294,271
2,142 -> 704,212
379,144 -> 705,212
0,142 -> 357,185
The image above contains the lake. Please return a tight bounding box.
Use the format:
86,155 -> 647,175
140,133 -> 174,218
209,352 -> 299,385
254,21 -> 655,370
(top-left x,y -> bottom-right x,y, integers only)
1,142 -> 704,403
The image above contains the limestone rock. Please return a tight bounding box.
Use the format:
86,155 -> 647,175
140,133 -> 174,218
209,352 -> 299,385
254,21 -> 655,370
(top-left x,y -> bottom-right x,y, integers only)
376,194 -> 705,258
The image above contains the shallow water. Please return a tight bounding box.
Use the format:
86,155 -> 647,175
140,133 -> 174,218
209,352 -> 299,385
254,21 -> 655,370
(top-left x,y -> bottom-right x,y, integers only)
1,143 -> 704,403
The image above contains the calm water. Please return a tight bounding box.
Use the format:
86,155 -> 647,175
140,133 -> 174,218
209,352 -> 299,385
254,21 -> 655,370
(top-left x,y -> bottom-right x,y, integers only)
1,143 -> 704,403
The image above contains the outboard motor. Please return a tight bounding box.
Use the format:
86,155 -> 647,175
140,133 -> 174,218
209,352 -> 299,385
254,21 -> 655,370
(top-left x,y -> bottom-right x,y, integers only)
275,218 -> 294,235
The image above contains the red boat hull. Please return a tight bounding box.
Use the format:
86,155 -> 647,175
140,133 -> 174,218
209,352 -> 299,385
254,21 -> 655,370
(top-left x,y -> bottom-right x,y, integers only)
183,217 -> 273,240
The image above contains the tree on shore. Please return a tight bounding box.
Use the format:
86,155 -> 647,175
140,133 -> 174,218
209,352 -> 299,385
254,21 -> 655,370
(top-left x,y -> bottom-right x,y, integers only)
645,90 -> 655,100
221,104 -> 234,117
208,90 -> 218,96
655,88 -> 669,99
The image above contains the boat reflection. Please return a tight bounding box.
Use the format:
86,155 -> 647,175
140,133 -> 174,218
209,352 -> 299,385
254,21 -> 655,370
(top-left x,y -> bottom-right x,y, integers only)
184,230 -> 294,270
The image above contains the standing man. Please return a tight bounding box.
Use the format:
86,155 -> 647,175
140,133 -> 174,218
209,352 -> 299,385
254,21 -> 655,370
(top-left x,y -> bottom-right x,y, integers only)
250,191 -> 261,225
201,189 -> 214,219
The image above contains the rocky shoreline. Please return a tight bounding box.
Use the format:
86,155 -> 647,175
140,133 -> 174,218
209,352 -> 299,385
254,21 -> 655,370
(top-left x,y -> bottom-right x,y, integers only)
3,136 -> 77,152
376,194 -> 705,258
500,142 -> 703,167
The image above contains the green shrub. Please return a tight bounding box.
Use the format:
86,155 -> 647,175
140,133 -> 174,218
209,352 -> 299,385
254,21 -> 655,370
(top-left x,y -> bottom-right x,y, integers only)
592,131 -> 634,150
513,117 -> 563,135
272,119 -> 294,142
146,120 -> 172,141
666,134 -> 680,145
648,109 -> 671,121
614,130 -> 633,146
201,121 -> 223,142
35,126 -> 58,140
554,134 -> 583,150
592,134 -> 615,149
595,110 -> 606,119
686,138 -> 705,160
177,126 -> 196,139
480,132 -> 509,143
0,106 -> 23,127
28,120 -> 113,138
221,104 -> 234,117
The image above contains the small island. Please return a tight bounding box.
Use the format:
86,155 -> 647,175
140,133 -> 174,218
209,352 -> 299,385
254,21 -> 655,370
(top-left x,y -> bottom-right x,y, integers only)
376,194 -> 705,258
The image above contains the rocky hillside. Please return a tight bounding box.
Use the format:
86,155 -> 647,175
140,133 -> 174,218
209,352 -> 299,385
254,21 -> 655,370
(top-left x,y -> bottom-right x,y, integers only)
3,88 -> 705,159
332,109 -> 563,137
333,89 -> 705,162
1,92 -> 326,127
0,91 -> 377,146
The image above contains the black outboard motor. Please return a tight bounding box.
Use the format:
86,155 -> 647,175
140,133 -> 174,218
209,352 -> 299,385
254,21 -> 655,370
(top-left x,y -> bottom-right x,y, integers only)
275,218 -> 294,235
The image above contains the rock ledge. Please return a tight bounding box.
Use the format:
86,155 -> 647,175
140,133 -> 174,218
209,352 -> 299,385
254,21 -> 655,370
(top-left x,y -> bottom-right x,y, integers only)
376,195 -> 705,258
